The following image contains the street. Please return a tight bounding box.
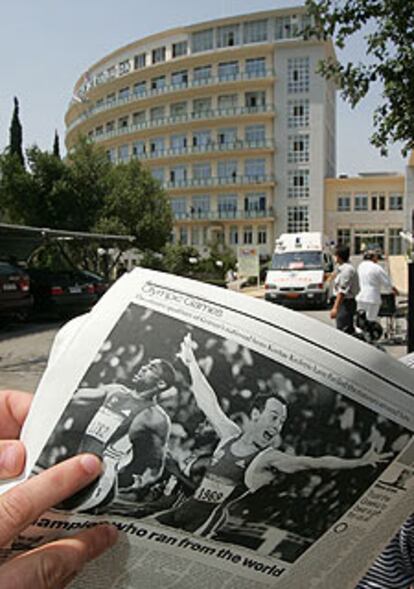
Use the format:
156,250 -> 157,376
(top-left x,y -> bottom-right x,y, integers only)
0,303 -> 407,393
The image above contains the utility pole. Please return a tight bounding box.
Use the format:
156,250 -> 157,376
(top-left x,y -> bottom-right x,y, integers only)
400,231 -> 414,353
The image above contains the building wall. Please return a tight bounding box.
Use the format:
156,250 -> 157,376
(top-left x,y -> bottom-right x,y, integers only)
65,8 -> 335,257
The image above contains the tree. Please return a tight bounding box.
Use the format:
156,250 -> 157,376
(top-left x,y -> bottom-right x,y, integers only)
9,97 -> 24,165
305,0 -> 414,155
53,130 -> 61,159
100,158 -> 172,251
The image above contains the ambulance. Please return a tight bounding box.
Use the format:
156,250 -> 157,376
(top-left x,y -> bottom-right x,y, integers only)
264,232 -> 334,307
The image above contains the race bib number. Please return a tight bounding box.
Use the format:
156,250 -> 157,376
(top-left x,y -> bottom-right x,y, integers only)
194,477 -> 235,504
85,407 -> 125,444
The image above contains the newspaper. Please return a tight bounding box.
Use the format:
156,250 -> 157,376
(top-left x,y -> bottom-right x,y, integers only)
1,268 -> 413,588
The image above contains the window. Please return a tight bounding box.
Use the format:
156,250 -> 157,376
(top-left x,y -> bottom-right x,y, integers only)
288,99 -> 310,127
152,168 -> 165,182
150,106 -> 165,121
152,46 -> 166,64
107,66 -> 116,80
257,226 -> 267,244
245,124 -> 265,143
119,60 -> 130,75
118,87 -> 130,101
288,135 -> 309,163
151,76 -> 166,90
245,57 -> 266,77
118,145 -> 129,162
132,141 -> 146,157
275,15 -> 303,40
218,94 -> 238,110
191,227 -> 200,246
218,61 -> 239,81
132,111 -> 146,125
245,192 -> 266,214
106,121 -> 115,133
354,193 -> 368,211
288,170 -> 310,198
245,159 -> 266,178
133,81 -> 146,96
118,116 -> 129,129
218,160 -> 238,181
191,29 -> 214,53
134,53 -> 146,69
229,226 -> 239,245
245,91 -> 266,108
192,163 -> 211,181
218,194 -> 238,218
106,92 -> 116,104
193,97 -> 212,115
170,102 -> 187,117
337,228 -> 351,246
354,230 -> 385,254
287,57 -> 310,93
106,148 -> 116,163
95,98 -> 104,109
95,125 -> 103,137
179,227 -> 188,245
193,65 -> 212,84
150,137 -> 165,154
217,128 -> 237,145
95,72 -> 106,86
172,40 -> 188,58
217,24 -> 239,47
192,130 -> 212,147
171,134 -> 187,150
243,225 -> 254,244
171,198 -> 187,219
389,193 -> 403,210
171,70 -> 188,87
170,165 -> 187,184
191,195 -> 210,218
243,19 -> 268,43
389,228 -> 403,255
337,193 -> 351,211
287,206 -> 309,232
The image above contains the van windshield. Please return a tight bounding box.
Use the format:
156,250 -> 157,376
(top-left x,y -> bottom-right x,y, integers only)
271,251 -> 323,271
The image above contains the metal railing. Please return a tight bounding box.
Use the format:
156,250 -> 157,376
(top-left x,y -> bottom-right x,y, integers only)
138,139 -> 275,159
163,174 -> 274,189
173,208 -> 274,221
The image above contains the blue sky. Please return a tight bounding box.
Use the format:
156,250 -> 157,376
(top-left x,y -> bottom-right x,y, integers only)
0,0 -> 407,175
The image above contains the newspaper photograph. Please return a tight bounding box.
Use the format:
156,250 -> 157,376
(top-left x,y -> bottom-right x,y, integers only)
1,269 -> 413,588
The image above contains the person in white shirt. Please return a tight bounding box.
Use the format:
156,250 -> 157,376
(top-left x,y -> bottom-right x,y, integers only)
356,250 -> 399,322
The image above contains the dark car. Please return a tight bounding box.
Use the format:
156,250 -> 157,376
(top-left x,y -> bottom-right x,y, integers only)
27,267 -> 97,318
79,270 -> 109,299
0,262 -> 33,321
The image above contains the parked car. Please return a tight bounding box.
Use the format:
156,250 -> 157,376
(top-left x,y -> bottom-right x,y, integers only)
79,270 -> 109,299
27,267 -> 98,318
0,262 -> 33,322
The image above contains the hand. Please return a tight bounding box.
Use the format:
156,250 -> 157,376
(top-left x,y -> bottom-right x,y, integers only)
0,390 -> 118,589
177,333 -> 197,367
360,444 -> 393,468
330,307 -> 338,319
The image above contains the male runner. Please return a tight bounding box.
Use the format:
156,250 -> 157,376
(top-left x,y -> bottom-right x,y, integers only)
58,357 -> 176,512
156,334 -> 391,535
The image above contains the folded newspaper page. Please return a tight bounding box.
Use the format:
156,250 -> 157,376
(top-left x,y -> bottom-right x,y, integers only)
1,268 -> 413,588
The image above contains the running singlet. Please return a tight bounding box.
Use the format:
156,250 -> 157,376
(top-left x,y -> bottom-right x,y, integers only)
194,436 -> 259,505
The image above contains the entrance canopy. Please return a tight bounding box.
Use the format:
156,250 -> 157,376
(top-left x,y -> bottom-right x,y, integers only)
0,223 -> 135,262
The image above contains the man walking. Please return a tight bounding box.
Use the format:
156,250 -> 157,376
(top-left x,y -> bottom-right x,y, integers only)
330,245 -> 359,334
356,250 -> 399,322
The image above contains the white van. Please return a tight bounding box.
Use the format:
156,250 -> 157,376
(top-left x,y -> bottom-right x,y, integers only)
264,232 -> 334,307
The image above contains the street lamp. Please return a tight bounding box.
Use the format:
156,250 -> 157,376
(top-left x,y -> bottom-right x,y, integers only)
399,231 -> 414,353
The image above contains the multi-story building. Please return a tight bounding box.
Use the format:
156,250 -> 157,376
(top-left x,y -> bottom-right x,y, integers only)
65,8 -> 336,257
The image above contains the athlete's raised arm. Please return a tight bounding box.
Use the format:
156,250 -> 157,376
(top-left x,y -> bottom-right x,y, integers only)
178,334 -> 240,441
74,385 -> 108,402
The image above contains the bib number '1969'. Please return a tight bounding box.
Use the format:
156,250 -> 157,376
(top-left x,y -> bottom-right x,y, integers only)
194,477 -> 234,504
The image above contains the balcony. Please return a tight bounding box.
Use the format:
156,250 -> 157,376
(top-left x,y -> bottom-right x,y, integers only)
66,69 -> 275,133
173,208 -> 274,222
163,174 -> 274,190
90,105 -> 274,142
139,139 -> 275,160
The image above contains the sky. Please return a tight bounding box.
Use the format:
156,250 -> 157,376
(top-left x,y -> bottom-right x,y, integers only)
0,0 -> 407,176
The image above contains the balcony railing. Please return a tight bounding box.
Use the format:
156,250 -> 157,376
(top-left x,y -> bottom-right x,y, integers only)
138,139 -> 275,160
67,68 -> 276,133
172,208 -> 274,221
91,105 -> 274,142
163,174 -> 274,189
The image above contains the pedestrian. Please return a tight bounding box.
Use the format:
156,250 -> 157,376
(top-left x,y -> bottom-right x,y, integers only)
356,250 -> 399,322
330,245 -> 359,334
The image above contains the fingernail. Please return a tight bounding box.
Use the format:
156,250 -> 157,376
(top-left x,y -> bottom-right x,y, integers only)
80,454 -> 102,476
0,444 -> 20,473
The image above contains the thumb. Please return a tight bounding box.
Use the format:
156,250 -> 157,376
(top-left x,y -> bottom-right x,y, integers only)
0,441 -> 25,479
0,525 -> 118,589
